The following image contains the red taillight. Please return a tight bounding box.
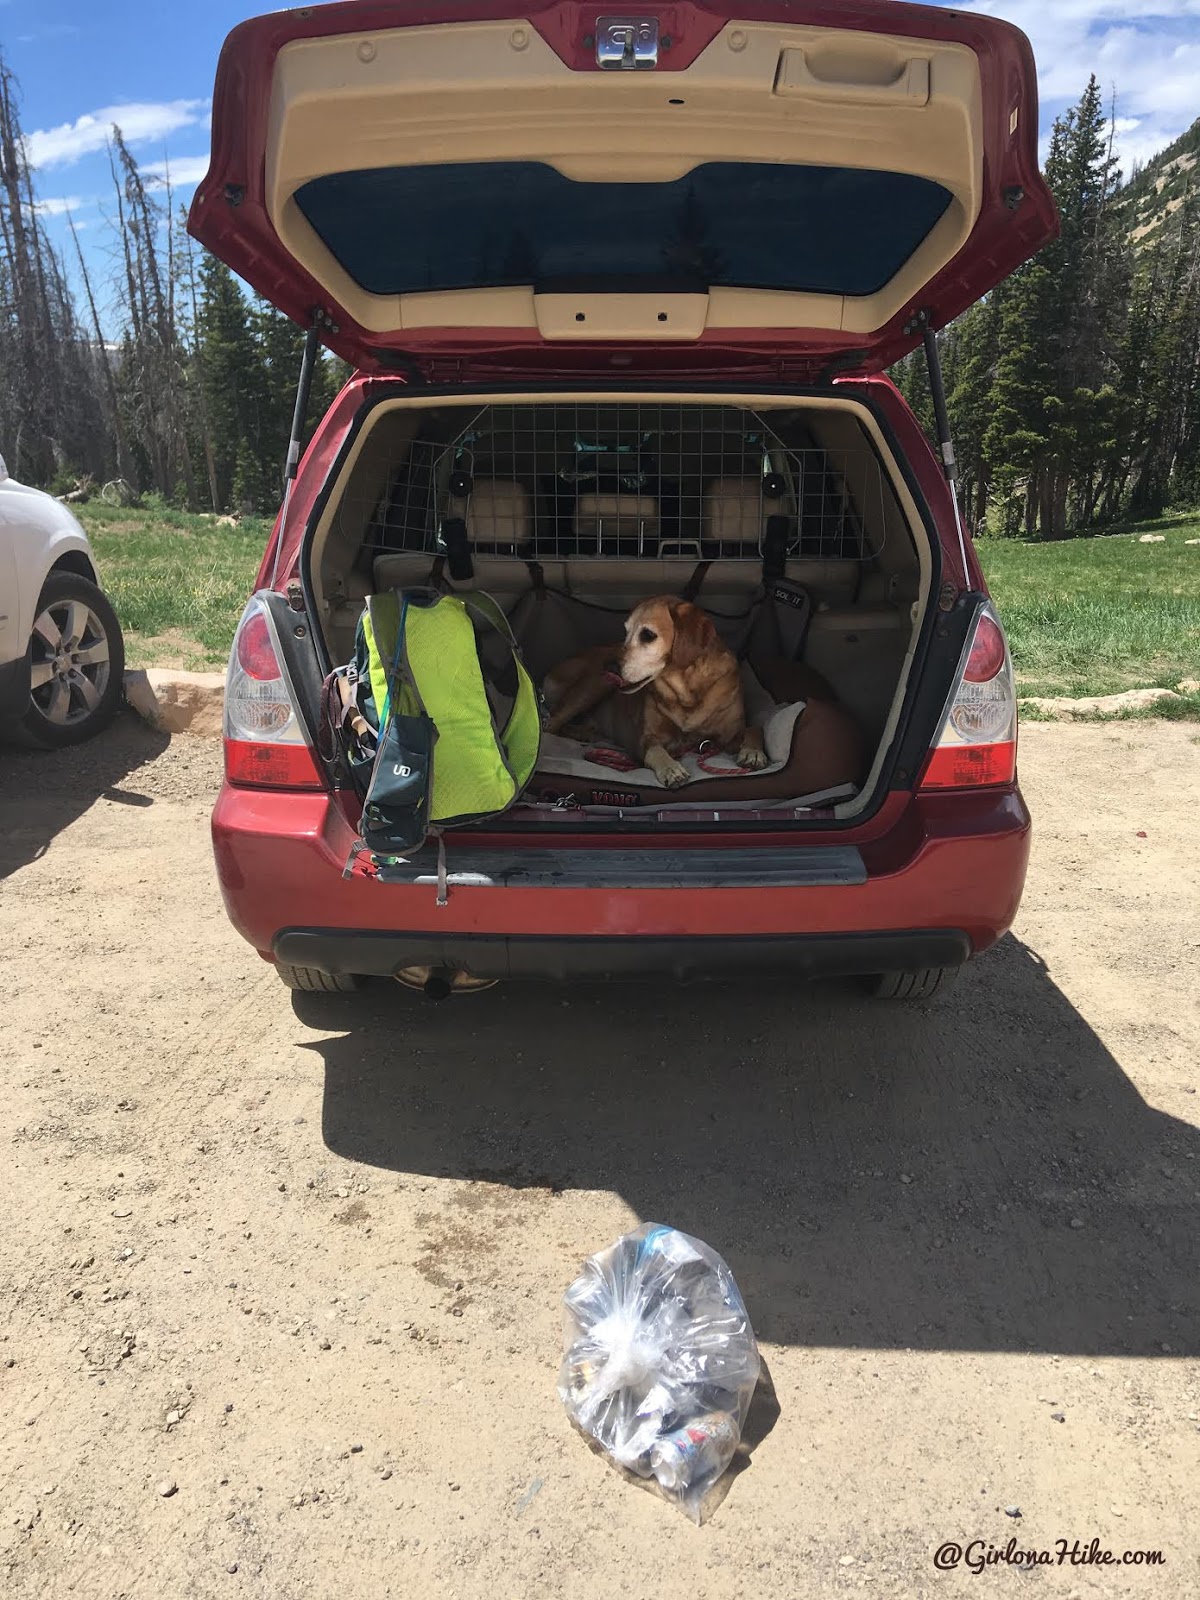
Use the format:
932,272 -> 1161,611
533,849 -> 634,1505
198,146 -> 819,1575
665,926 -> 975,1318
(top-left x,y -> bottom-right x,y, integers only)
963,613 -> 1006,683
224,596 -> 326,791
236,611 -> 278,679
920,743 -> 1017,790
917,602 -> 1018,793
224,738 -> 323,789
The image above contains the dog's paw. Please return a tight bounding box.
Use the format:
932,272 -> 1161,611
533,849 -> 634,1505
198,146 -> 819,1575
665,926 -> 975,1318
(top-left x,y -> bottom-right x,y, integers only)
645,744 -> 691,790
737,743 -> 770,770
649,754 -> 690,788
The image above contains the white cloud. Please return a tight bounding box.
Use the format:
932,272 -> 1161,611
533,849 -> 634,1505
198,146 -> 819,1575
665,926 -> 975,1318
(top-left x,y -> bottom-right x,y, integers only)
34,194 -> 86,217
956,1 -> 1200,175
25,98 -> 210,169
17,23 -> 81,43
142,155 -> 211,190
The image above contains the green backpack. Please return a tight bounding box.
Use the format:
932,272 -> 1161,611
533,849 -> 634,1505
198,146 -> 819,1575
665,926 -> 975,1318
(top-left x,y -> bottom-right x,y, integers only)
350,588 -> 541,863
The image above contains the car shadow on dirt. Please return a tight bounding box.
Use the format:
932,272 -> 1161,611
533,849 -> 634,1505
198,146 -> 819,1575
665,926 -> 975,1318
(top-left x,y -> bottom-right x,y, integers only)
0,711 -> 169,880
305,934 -> 1199,1357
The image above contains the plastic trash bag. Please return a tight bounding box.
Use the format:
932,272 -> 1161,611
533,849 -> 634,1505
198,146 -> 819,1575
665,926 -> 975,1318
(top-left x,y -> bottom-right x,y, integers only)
558,1223 -> 760,1519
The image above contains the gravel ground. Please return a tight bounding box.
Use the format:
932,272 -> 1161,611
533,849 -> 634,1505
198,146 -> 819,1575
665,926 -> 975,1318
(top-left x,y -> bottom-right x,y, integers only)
1,713 -> 1198,1599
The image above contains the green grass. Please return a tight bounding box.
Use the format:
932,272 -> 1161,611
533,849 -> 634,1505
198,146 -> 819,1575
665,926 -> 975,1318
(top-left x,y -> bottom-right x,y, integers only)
78,498 -> 1200,716
976,510 -> 1200,702
78,501 -> 269,670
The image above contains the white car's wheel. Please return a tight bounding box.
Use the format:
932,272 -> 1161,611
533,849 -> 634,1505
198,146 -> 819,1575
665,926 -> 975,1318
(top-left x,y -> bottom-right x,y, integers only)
3,572 -> 126,749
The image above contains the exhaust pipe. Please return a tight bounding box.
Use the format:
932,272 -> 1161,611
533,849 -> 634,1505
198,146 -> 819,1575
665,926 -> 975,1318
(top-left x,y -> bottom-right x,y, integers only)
394,965 -> 498,998
423,968 -> 453,1002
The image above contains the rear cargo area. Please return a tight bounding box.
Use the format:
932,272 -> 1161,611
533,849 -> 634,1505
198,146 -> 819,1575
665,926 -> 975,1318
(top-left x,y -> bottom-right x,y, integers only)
306,394 -> 935,822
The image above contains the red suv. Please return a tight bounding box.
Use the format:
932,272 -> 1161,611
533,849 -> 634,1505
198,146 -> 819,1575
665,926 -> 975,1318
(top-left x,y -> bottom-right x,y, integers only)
190,0 -> 1057,1000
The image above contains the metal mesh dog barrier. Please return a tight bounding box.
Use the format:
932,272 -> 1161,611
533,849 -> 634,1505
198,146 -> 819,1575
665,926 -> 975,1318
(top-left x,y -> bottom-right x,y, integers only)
350,402 -> 888,569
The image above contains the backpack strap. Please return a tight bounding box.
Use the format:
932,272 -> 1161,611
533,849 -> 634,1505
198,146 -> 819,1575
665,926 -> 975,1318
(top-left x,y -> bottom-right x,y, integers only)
428,555 -> 450,591
459,589 -> 519,648
365,590 -> 413,726
457,589 -> 543,783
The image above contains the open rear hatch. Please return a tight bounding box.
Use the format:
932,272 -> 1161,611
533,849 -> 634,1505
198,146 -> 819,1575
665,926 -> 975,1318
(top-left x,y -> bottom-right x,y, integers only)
189,0 -> 1056,380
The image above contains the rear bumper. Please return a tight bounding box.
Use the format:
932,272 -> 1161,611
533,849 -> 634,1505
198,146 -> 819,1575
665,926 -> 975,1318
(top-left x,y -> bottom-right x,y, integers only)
212,780 -> 1030,979
275,927 -> 971,982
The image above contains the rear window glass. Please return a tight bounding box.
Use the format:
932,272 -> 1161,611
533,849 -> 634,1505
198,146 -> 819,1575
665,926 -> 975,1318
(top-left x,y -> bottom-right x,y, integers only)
295,160 -> 952,300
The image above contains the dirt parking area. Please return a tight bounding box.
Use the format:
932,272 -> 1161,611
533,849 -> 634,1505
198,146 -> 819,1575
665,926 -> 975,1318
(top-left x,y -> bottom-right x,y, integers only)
1,719 -> 1198,1599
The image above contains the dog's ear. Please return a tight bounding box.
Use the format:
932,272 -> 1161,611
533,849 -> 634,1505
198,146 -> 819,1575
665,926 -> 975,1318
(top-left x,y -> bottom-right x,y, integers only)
668,600 -> 718,671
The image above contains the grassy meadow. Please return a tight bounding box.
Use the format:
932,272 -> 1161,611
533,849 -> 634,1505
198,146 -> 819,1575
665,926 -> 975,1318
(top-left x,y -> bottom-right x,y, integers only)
78,500 -> 1200,714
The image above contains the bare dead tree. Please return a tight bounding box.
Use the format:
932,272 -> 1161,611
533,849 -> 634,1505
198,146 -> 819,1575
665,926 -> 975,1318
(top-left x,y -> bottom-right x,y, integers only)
107,128 -> 196,501
67,208 -> 134,486
0,53 -> 111,484
178,214 -> 220,510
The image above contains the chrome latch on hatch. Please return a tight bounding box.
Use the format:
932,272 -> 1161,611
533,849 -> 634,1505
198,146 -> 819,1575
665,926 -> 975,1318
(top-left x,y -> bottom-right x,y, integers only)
596,17 -> 659,69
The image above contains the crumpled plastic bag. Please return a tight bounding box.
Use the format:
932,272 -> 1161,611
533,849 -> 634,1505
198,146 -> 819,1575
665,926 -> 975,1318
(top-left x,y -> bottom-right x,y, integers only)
558,1223 -> 760,1519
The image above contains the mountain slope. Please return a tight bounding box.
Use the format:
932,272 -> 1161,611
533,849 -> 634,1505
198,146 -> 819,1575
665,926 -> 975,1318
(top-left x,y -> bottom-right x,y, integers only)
1117,117 -> 1200,243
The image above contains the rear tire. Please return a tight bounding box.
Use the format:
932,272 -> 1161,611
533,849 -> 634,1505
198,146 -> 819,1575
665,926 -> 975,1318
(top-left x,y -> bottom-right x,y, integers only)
870,967 -> 959,1001
275,963 -> 361,993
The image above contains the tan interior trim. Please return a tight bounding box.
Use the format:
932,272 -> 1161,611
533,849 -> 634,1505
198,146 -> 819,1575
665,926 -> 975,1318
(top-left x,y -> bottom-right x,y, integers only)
266,18 -> 983,341
534,295 -> 710,342
309,389 -> 932,820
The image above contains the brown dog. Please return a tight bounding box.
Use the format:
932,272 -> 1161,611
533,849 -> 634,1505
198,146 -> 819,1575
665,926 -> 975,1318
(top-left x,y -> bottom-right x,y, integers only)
543,596 -> 768,789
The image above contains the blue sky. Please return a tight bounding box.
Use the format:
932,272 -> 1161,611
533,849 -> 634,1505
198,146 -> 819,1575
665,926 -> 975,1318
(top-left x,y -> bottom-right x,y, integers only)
4,0 -> 1199,331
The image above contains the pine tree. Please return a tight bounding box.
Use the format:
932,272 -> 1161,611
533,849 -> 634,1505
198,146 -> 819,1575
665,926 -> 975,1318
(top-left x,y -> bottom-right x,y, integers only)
253,298 -> 306,479
1034,79 -> 1128,536
232,434 -> 269,515
892,346 -> 935,444
196,256 -> 266,511
957,79 -> 1130,538
1120,178 -> 1200,515
929,295 -> 1001,534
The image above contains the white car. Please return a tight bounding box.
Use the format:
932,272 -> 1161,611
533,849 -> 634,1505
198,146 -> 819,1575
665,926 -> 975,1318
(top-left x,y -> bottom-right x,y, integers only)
0,454 -> 125,748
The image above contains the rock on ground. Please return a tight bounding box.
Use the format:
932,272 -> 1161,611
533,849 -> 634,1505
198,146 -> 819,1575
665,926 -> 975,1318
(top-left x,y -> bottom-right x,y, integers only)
1021,687 -> 1181,719
124,669 -> 225,737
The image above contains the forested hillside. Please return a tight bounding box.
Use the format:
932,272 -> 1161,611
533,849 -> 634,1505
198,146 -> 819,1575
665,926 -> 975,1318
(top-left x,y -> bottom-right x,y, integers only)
894,81 -> 1200,539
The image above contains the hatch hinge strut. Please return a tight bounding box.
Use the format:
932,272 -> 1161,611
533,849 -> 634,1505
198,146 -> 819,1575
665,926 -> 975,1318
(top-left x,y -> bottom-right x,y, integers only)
909,308 -> 970,585
271,309 -> 329,589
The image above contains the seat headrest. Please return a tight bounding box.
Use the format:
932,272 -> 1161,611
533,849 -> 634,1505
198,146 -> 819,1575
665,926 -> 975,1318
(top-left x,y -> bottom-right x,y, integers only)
702,478 -> 785,545
464,480 -> 531,549
574,492 -> 660,548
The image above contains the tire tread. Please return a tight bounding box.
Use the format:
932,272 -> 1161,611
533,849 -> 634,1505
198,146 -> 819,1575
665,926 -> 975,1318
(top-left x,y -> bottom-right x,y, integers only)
871,967 -> 959,1001
275,963 -> 360,993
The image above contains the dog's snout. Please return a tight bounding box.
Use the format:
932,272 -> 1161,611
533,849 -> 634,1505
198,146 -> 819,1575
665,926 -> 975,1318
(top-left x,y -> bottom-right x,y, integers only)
603,659 -> 622,678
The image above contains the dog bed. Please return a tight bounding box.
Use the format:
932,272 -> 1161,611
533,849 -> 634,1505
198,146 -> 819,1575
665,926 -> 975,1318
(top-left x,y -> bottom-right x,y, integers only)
526,663 -> 860,813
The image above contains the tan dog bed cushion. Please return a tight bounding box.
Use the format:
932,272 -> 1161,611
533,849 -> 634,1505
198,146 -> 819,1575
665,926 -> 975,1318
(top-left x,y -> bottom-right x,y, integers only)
526,665 -> 859,812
